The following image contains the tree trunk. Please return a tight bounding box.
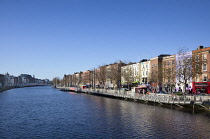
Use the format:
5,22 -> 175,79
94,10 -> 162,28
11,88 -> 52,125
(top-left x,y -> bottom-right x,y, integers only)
183,81 -> 187,93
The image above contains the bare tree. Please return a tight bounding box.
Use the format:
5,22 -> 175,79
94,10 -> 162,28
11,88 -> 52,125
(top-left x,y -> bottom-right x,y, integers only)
176,48 -> 203,93
63,74 -> 73,87
162,65 -> 176,93
149,66 -> 158,85
72,74 -> 77,86
96,65 -> 107,88
68,75 -> 73,86
52,77 -> 60,87
88,71 -> 93,86
109,65 -> 119,89
107,61 -> 126,89
121,65 -> 135,90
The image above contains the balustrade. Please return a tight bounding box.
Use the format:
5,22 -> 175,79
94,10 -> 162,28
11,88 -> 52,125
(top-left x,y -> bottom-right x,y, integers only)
81,88 -> 209,105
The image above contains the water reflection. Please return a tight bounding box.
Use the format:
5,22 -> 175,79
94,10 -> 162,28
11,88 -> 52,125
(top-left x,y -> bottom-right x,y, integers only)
0,86 -> 210,138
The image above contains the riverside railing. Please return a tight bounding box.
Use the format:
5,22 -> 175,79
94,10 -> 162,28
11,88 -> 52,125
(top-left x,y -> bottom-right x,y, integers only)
82,88 -> 210,105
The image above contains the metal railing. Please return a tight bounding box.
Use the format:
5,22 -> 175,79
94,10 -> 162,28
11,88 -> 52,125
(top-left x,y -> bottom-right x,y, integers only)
82,88 -> 210,105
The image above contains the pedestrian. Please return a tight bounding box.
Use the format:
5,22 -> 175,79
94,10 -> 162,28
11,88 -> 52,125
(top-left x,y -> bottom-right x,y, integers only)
189,89 -> 192,95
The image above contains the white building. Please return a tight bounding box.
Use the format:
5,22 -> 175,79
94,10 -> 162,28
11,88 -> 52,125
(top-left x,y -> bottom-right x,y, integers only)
105,65 -> 113,88
121,62 -> 141,84
140,60 -> 150,84
4,73 -> 15,86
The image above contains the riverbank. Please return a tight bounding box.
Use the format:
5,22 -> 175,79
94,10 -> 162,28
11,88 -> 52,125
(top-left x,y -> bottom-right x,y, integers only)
53,87 -> 210,116
0,85 -> 49,93
77,88 -> 210,116
0,86 -> 16,92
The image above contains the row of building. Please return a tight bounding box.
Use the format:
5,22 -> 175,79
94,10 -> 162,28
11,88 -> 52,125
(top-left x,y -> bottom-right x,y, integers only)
0,73 -> 50,87
57,46 -> 210,94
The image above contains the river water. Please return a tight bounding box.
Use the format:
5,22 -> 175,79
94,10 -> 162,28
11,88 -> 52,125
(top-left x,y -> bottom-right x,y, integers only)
0,86 -> 210,138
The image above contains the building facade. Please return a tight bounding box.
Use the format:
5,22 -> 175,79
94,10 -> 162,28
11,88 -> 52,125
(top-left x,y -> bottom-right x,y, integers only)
162,55 -> 176,93
0,74 -> 5,87
192,46 -> 210,94
140,59 -> 150,85
105,61 -> 126,89
149,54 -> 170,91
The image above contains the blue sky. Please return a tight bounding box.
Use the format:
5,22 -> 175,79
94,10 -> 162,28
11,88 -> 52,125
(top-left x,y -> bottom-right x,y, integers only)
0,0 -> 210,80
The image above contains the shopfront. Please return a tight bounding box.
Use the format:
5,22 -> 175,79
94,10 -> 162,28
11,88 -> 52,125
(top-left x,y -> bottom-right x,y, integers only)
192,82 -> 210,94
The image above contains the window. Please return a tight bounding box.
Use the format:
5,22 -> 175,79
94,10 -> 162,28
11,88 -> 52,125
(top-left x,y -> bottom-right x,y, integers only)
203,74 -> 207,82
168,61 -> 170,66
145,78 -> 147,83
203,63 -> 207,71
172,60 -> 175,65
203,54 -> 207,61
164,62 -> 166,66
196,64 -> 200,72
195,55 -> 199,62
204,76 -> 207,82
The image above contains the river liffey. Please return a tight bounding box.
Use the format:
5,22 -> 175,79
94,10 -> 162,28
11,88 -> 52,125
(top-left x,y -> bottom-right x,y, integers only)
0,86 -> 210,138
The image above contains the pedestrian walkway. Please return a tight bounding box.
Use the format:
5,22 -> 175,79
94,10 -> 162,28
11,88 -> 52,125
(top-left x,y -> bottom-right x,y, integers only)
81,88 -> 210,106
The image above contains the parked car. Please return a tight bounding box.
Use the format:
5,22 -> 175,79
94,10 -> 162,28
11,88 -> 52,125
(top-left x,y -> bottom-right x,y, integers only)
120,88 -> 129,91
194,93 -> 207,96
172,91 -> 183,95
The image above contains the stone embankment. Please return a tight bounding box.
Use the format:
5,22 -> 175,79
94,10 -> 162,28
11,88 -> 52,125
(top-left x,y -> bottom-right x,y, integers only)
56,87 -> 210,114
79,88 -> 210,114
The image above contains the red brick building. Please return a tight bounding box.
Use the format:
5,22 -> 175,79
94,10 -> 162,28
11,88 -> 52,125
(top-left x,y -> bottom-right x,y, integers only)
192,46 -> 210,94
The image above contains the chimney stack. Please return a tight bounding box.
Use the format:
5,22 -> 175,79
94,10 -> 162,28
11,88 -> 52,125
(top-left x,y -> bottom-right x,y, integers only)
198,46 -> 204,49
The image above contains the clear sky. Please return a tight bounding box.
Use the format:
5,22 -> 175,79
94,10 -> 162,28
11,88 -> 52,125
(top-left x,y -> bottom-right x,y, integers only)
0,0 -> 210,80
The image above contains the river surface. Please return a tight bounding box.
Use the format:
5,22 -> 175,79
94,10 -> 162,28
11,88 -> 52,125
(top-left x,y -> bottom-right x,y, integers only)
0,86 -> 210,138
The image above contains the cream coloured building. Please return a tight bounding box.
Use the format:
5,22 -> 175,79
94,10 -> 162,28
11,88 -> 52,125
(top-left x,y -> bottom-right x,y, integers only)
140,60 -> 150,84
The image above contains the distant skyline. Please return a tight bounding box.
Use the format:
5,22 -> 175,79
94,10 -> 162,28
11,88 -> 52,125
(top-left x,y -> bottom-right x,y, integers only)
1,0 -> 210,80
